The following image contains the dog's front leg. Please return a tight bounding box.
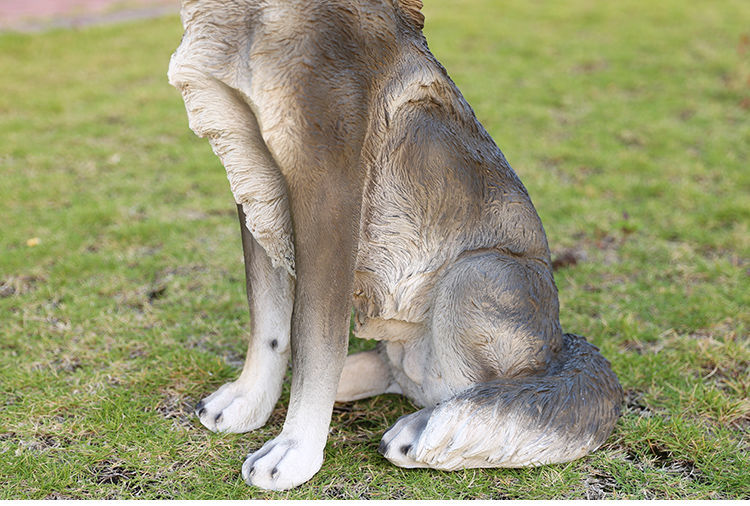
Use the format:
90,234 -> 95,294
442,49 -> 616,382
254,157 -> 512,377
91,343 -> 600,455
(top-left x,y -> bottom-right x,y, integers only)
194,204 -> 293,433
242,176 -> 362,490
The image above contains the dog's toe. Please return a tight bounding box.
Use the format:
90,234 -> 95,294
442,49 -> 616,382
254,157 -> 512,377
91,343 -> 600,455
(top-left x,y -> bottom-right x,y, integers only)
194,380 -> 274,433
379,408 -> 432,468
377,439 -> 388,456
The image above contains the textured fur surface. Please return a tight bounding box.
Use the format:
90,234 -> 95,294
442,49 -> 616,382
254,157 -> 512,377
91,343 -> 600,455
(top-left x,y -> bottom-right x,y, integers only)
168,0 -> 623,491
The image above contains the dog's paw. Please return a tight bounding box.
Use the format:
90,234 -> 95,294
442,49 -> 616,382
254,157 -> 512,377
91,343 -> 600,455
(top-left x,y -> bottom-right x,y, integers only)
378,408 -> 433,468
241,435 -> 324,490
195,380 -> 277,433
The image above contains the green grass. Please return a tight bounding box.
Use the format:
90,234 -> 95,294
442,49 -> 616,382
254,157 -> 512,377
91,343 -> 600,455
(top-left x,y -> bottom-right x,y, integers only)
1,0 -> 748,499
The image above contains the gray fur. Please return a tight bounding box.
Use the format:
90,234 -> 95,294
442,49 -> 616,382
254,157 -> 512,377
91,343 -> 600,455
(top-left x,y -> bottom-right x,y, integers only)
168,0 -> 623,490
379,334 -> 622,469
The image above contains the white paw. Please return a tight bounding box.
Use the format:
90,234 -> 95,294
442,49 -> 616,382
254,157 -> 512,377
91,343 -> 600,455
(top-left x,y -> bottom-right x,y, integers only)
241,435 -> 324,490
195,379 -> 277,433
379,408 -> 433,468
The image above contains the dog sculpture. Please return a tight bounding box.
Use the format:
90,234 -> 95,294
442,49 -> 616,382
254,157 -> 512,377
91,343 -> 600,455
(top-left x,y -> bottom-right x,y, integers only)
168,0 -> 623,491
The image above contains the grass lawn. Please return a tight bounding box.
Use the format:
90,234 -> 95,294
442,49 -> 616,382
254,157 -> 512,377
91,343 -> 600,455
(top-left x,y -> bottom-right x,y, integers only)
1,0 -> 748,499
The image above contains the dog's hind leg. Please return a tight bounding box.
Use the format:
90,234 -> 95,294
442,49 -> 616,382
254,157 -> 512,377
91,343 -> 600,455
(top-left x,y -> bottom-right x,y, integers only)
336,347 -> 402,402
379,251 -> 622,469
194,204 -> 293,433
380,334 -> 623,469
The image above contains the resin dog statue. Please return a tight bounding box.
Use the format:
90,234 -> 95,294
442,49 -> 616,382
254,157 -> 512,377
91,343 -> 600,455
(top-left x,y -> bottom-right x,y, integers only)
168,0 -> 623,491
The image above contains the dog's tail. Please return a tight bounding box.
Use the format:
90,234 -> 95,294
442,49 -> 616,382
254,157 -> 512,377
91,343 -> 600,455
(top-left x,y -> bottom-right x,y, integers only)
379,333 -> 623,470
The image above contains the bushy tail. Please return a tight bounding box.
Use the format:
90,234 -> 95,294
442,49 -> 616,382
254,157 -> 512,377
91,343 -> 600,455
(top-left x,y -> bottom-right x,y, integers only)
380,333 -> 623,470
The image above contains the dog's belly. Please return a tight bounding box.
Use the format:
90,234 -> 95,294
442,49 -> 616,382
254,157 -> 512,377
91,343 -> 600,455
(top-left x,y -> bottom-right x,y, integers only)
351,253 -> 449,404
351,247 -> 476,406
350,313 -> 451,406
